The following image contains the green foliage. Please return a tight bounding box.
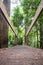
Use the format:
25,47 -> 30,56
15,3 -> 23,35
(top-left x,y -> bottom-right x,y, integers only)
11,7 -> 23,27
21,0 -> 41,26
8,27 -> 17,47
8,0 -> 42,48
17,37 -> 23,45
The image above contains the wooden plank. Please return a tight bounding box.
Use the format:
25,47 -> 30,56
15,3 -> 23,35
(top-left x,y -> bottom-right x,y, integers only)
0,1 -> 18,37
0,46 -> 43,65
26,0 -> 43,36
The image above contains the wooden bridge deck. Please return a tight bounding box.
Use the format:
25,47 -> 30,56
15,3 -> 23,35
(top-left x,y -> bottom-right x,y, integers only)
0,46 -> 43,65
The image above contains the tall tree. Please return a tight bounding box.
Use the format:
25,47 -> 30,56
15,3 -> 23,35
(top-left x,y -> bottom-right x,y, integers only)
21,0 -> 41,45
11,6 -> 23,45
38,11 -> 43,49
11,0 -> 42,47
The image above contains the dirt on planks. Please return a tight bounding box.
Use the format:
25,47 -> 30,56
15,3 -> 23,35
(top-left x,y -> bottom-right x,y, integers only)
0,46 -> 43,65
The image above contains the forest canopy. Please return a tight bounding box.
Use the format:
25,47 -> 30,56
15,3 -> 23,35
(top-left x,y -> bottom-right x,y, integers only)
8,0 -> 43,49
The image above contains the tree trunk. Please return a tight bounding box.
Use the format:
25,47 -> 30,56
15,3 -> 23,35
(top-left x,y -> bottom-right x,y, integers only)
25,26 -> 29,45
37,30 -> 38,48
40,24 -> 43,49
15,35 -> 18,45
